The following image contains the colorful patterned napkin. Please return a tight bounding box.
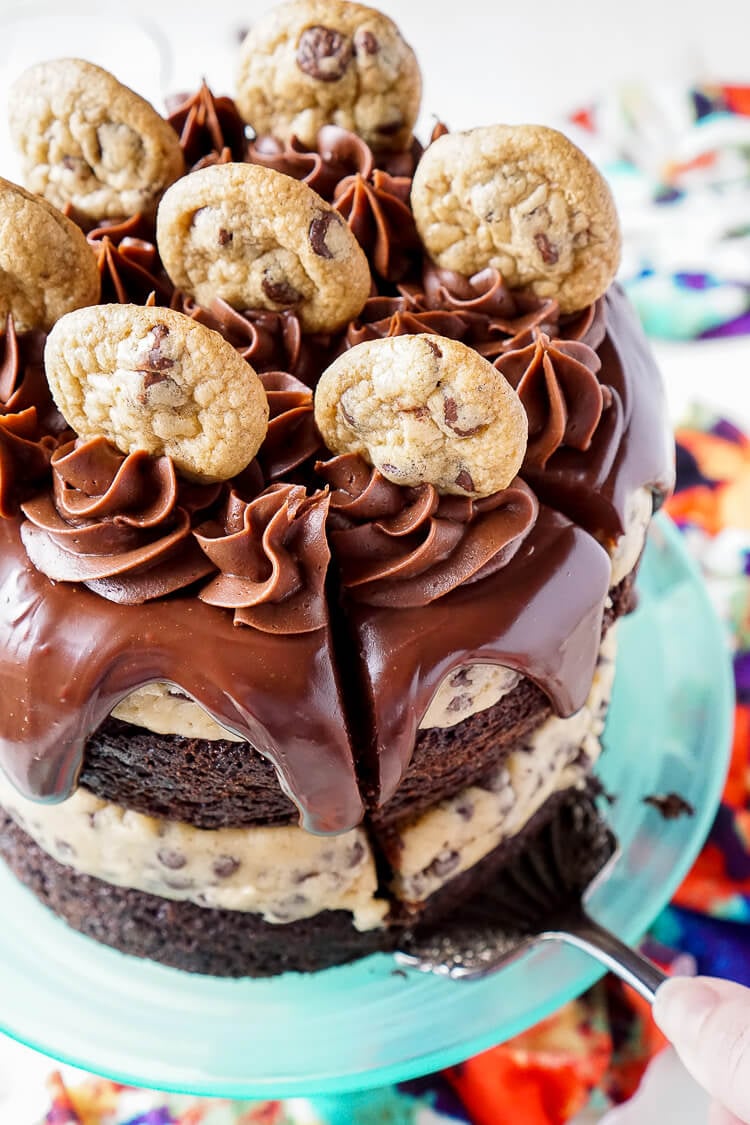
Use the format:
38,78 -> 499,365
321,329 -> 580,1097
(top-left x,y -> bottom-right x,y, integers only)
568,83 -> 750,340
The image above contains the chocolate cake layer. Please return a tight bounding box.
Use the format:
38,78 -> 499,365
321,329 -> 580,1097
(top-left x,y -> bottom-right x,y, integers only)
0,789 -> 588,975
0,811 -> 386,975
77,571 -> 634,831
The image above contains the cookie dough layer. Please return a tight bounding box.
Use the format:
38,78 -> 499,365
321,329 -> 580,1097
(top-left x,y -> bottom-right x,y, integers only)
0,810 -> 389,976
0,775 -> 385,932
385,625 -> 616,904
0,790 -> 588,976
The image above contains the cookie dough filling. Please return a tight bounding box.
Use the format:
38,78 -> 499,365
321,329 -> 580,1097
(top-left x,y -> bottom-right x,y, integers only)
389,627 -> 616,903
0,774 -> 386,931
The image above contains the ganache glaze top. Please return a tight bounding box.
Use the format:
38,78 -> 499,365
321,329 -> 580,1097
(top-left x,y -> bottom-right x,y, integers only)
0,85 -> 675,832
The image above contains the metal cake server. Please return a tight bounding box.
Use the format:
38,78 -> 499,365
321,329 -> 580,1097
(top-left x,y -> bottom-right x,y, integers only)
395,794 -> 667,1003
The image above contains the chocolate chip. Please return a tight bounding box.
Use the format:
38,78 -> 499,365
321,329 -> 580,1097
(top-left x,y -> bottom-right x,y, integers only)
450,667 -> 473,688
296,25 -> 353,81
163,876 -> 194,891
347,840 -> 365,867
424,338 -> 443,359
354,28 -> 379,54
455,800 -> 474,822
212,856 -> 240,879
54,838 -> 75,859
141,370 -> 169,389
309,211 -> 339,258
261,273 -> 302,306
534,232 -> 559,265
425,850 -> 460,879
339,400 -> 358,428
443,397 -> 458,423
443,397 -> 482,437
455,469 -> 475,492
446,692 -> 472,713
381,462 -> 407,478
218,228 -> 233,246
273,893 -> 309,920
143,323 -> 174,374
485,767 -> 512,793
157,848 -> 187,870
408,405 -> 431,421
61,155 -> 77,170
643,793 -> 695,820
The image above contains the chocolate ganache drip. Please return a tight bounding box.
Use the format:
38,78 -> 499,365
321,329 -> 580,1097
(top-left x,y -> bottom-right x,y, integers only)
88,214 -> 173,305
317,453 -> 538,607
495,334 -> 610,470
166,82 -> 248,169
196,483 -> 331,633
20,437 -> 219,603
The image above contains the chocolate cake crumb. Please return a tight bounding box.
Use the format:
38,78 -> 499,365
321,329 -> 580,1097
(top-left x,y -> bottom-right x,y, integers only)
643,793 -> 695,820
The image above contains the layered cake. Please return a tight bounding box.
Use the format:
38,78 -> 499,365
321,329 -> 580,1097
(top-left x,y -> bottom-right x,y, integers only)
0,0 -> 674,975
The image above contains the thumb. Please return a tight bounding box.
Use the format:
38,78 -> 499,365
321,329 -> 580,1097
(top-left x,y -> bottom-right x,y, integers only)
654,977 -> 750,1124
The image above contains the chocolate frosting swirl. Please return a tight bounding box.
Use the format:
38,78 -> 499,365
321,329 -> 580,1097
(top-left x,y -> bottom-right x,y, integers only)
248,123 -> 423,202
0,409 -> 55,519
257,371 -> 323,482
317,453 -> 538,607
0,315 -> 64,433
346,272 -> 607,357
166,82 -> 247,169
405,266 -> 608,355
495,334 -> 610,469
334,168 -> 420,281
20,437 -> 219,604
175,294 -> 334,382
0,316 -> 62,517
196,483 -> 331,633
88,214 -> 173,305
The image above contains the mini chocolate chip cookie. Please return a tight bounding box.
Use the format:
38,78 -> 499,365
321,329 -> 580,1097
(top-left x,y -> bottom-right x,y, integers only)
156,162 -> 371,333
45,305 -> 269,483
8,58 -> 185,224
314,334 -> 528,496
0,177 -> 100,332
411,124 -> 621,313
235,0 -> 421,152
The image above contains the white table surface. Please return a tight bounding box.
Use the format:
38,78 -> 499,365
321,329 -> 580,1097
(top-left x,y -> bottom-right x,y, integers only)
0,1 -> 748,1120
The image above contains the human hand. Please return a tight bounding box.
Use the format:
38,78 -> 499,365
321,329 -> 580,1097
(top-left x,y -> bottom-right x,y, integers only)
654,976 -> 750,1124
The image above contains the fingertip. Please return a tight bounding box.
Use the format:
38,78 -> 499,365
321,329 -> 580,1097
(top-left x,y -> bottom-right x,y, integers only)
653,977 -> 720,1043
708,1100 -> 746,1125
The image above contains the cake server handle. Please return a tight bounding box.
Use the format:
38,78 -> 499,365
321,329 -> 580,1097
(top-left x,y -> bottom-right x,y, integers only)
540,909 -> 668,1003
